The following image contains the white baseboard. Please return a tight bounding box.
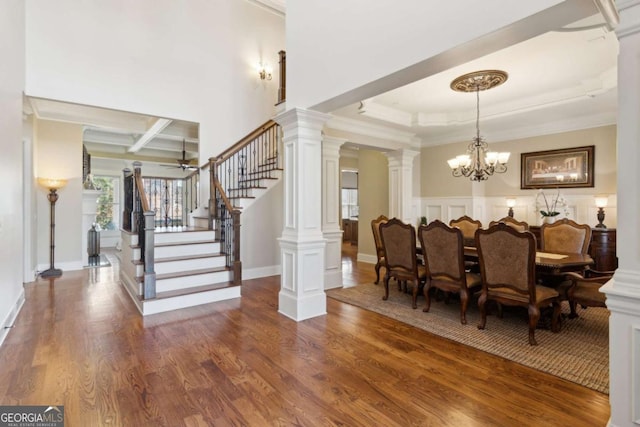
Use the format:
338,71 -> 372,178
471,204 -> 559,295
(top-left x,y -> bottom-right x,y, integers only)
0,288 -> 25,348
243,264 -> 281,280
36,260 -> 84,275
357,253 -> 377,264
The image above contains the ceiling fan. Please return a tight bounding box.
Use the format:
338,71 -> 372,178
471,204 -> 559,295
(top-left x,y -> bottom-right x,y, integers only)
162,139 -> 199,171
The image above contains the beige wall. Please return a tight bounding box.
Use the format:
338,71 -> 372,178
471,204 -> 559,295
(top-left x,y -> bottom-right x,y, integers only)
421,125 -> 617,197
35,119 -> 84,269
357,149 -> 389,259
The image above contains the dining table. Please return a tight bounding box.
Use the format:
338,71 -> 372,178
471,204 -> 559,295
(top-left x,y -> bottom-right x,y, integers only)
463,246 -> 594,276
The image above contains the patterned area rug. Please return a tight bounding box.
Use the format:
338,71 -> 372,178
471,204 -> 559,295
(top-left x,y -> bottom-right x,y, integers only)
327,283 -> 609,394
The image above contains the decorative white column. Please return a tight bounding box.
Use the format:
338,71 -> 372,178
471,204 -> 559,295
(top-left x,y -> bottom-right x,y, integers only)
386,149 -> 420,224
602,2 -> 640,426
274,108 -> 330,321
322,136 -> 346,289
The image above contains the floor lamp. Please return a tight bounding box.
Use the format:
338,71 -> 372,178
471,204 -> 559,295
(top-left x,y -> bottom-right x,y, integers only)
38,178 -> 67,278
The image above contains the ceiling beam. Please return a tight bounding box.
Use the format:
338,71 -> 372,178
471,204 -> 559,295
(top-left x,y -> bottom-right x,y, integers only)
128,118 -> 172,153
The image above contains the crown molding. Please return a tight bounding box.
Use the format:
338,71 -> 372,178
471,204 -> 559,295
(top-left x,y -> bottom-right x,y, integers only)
325,115 -> 420,146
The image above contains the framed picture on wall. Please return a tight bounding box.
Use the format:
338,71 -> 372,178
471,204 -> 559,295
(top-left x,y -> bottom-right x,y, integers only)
521,145 -> 595,189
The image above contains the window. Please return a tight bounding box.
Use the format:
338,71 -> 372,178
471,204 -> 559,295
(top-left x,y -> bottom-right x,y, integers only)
93,176 -> 120,231
342,188 -> 358,219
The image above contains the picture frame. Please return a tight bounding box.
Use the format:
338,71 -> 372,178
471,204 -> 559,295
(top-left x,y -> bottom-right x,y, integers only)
521,145 -> 595,189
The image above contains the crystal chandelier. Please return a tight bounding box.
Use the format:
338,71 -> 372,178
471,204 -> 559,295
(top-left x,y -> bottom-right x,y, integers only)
447,70 -> 510,181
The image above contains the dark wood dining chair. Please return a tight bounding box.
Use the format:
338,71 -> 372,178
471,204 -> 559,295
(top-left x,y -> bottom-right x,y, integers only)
379,218 -> 426,309
476,223 -> 561,345
563,269 -> 612,318
540,218 -> 591,255
449,215 -> 482,247
418,220 -> 481,324
540,218 -> 593,305
489,216 -> 529,232
371,215 -> 388,284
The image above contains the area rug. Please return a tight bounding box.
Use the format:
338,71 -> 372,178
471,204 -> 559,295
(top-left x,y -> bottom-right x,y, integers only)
327,283 -> 609,394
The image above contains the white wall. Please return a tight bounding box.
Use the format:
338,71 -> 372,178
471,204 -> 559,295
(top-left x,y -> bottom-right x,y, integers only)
286,0 -> 595,111
25,0 -> 285,162
0,0 -> 26,345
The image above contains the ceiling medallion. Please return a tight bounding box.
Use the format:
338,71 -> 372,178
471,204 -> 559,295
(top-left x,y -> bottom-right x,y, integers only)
450,70 -> 508,93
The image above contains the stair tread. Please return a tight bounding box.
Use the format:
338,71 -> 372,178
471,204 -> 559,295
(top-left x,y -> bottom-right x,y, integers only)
228,196 -> 256,200
143,281 -> 238,301
155,239 -> 219,247
155,252 -> 225,263
155,226 -> 210,233
136,266 -> 229,282
227,186 -> 267,191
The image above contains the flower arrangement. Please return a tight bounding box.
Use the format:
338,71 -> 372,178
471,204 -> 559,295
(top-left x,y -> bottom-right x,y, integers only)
536,189 -> 569,218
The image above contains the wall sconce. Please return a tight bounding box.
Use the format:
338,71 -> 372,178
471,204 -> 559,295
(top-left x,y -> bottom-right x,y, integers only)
594,195 -> 608,229
506,197 -> 516,218
38,177 -> 68,278
257,62 -> 272,80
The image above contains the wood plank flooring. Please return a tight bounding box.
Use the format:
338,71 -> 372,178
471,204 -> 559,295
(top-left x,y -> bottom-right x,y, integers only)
0,246 -> 610,426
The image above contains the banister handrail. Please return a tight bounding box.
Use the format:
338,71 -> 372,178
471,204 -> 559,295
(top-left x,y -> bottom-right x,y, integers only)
213,177 -> 236,214
134,174 -> 150,212
209,119 -> 278,166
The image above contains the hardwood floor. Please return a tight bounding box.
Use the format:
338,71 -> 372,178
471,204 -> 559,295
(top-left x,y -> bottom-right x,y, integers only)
0,246 -> 610,426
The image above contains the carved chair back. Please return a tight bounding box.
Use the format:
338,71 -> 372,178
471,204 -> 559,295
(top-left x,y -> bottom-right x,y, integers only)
489,216 -> 529,232
541,218 -> 592,254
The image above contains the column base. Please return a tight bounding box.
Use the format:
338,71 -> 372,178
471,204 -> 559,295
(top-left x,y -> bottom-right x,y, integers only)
278,237 -> 327,321
278,290 -> 327,321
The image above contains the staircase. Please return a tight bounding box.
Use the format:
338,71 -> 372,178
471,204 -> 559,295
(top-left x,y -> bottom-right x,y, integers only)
119,120 -> 282,315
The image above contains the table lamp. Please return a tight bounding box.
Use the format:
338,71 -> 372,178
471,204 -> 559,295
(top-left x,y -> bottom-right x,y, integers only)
506,197 -> 516,218
594,195 -> 608,229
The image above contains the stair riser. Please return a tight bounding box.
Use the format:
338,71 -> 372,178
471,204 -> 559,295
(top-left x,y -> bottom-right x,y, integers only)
141,286 -> 241,316
151,256 -> 227,275
154,230 -> 216,244
156,270 -> 232,293
154,242 -> 221,258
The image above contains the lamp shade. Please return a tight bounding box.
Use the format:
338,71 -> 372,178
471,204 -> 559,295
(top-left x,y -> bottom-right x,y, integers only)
506,197 -> 516,208
38,178 -> 67,190
595,195 -> 608,208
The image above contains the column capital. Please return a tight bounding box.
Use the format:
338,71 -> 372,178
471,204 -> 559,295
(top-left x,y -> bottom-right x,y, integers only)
385,148 -> 420,166
274,107 -> 331,131
616,0 -> 640,38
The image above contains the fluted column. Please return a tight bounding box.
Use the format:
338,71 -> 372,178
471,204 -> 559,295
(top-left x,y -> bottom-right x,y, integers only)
386,149 -> 420,224
602,2 -> 640,426
274,108 -> 330,321
322,136 -> 346,289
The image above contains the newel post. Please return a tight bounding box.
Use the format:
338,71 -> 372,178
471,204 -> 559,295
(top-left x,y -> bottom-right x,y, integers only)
232,210 -> 242,286
142,211 -> 156,299
209,157 -> 217,234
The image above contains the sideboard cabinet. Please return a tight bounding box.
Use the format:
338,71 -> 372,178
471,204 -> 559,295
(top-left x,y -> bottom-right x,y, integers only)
529,226 -> 617,272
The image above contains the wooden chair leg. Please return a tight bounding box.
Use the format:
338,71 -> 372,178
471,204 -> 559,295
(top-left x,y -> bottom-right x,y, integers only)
477,294 -> 487,330
411,279 -> 418,309
374,262 -> 381,284
459,289 -> 469,325
423,284 -> 432,313
568,300 -> 579,319
382,275 -> 390,301
551,301 -> 562,333
528,305 -> 540,346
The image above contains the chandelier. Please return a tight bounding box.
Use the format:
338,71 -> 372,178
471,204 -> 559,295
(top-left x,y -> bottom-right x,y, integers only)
447,70 -> 510,181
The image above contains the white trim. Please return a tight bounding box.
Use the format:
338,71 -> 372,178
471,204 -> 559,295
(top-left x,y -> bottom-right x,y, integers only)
357,253 -> 377,264
243,264 -> 281,280
633,324 -> 640,423
0,289 -> 25,348
325,115 -> 419,146
36,260 -> 84,275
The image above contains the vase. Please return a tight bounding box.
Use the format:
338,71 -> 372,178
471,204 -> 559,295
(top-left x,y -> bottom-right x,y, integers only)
542,216 -> 557,225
